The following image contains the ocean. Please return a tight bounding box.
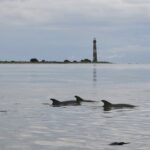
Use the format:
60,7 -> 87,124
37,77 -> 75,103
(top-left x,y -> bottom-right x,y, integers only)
0,64 -> 150,150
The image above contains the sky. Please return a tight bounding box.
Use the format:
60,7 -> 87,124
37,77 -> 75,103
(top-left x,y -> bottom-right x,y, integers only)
0,0 -> 150,63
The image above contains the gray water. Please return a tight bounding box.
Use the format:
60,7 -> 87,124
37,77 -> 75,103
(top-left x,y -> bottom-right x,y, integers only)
0,64 -> 150,150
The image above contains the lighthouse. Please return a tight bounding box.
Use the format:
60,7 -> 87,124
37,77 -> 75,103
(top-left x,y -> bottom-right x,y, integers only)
93,38 -> 98,63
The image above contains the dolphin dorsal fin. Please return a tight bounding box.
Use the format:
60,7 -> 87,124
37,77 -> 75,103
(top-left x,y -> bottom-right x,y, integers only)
101,100 -> 112,107
74,96 -> 84,102
50,99 -> 60,105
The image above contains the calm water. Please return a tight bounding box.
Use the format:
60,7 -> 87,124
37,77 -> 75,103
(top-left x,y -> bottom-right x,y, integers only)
0,64 -> 150,150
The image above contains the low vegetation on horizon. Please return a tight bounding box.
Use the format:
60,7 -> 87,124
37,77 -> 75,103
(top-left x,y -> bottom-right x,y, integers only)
0,58 -> 112,64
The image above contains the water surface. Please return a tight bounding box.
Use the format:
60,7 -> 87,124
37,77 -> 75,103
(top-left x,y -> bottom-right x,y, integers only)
0,64 -> 150,150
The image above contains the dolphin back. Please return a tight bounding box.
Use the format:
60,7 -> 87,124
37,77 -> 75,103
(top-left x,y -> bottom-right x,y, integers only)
110,142 -> 130,145
102,99 -> 136,111
75,95 -> 96,102
114,103 -> 136,108
101,100 -> 112,107
74,96 -> 84,102
50,98 -> 60,105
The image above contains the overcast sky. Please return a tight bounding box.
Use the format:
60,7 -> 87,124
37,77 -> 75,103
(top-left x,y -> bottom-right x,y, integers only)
0,0 -> 150,63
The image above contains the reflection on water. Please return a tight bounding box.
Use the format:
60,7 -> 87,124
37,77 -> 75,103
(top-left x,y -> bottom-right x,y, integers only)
0,64 -> 150,150
93,64 -> 97,85
93,64 -> 97,83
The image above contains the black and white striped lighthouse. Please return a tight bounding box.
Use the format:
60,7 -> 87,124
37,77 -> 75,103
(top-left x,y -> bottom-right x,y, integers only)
93,38 -> 98,63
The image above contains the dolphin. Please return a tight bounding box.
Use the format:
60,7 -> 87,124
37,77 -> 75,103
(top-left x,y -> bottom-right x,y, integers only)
109,142 -> 130,146
50,98 -> 81,107
75,96 -> 97,102
101,100 -> 136,111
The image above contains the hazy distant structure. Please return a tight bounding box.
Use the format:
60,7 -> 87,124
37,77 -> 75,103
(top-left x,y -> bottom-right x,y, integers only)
93,38 -> 98,63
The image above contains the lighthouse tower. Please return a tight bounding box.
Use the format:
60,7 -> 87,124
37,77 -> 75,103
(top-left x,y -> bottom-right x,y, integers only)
93,38 -> 98,63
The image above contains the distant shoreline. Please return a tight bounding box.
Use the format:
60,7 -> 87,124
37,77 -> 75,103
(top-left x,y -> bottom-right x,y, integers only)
0,61 -> 112,64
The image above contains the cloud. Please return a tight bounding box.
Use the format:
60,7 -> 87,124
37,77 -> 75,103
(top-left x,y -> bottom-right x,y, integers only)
101,44 -> 150,63
0,0 -> 150,63
124,0 -> 150,4
0,0 -> 150,28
